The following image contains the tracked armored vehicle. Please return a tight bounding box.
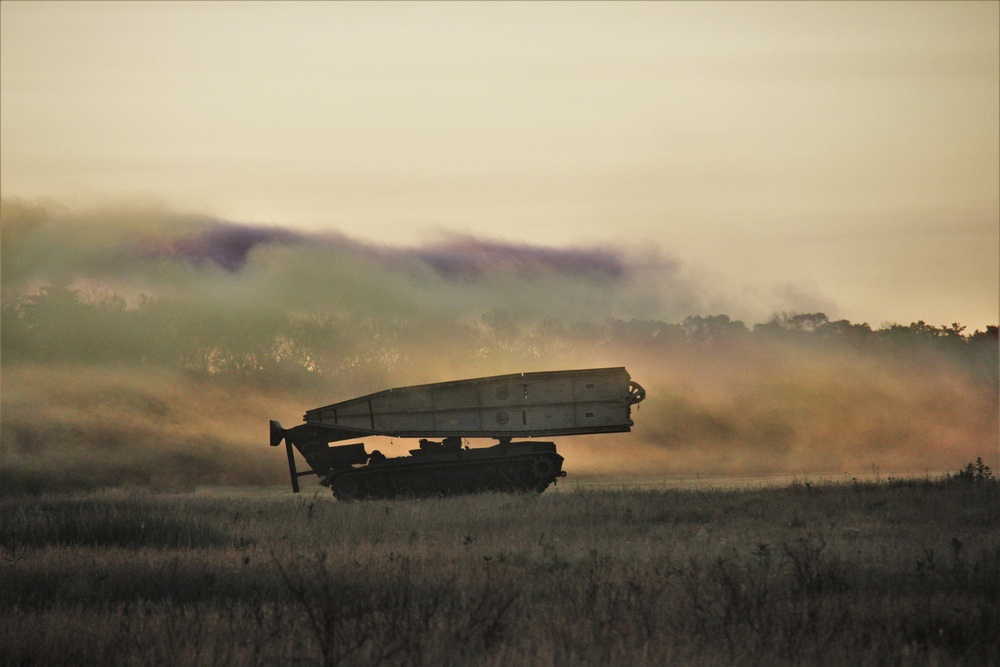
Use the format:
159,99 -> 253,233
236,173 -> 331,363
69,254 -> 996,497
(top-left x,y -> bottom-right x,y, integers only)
269,367 -> 645,500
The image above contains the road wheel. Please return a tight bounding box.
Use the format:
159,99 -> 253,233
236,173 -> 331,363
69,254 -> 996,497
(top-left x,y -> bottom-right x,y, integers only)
332,476 -> 358,501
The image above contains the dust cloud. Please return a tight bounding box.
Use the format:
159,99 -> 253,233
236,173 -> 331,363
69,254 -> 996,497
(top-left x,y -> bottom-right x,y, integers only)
2,199 -> 996,492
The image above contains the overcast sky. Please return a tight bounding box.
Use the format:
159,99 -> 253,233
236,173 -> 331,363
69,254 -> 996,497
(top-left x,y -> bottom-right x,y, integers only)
2,1 -> 997,329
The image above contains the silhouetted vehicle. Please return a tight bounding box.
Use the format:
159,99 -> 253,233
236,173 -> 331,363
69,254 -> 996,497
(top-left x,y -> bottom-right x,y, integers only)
269,367 -> 645,500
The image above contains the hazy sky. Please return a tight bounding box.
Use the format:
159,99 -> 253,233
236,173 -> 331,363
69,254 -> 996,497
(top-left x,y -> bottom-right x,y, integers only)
2,1 -> 998,329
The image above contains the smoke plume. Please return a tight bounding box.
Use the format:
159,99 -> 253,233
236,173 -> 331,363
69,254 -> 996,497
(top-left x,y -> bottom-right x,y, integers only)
2,199 -> 996,492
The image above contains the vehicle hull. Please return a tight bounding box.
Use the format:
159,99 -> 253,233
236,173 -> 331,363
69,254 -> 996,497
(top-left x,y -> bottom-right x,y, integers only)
326,441 -> 564,501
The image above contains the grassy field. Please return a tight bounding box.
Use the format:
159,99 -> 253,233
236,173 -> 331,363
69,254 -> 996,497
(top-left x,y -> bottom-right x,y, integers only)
1,475 -> 997,666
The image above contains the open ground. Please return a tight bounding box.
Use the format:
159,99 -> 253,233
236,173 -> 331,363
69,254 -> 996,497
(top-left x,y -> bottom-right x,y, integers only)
1,473 -> 997,666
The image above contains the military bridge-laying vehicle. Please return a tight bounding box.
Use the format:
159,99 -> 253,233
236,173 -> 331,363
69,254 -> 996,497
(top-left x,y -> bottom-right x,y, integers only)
269,367 -> 645,500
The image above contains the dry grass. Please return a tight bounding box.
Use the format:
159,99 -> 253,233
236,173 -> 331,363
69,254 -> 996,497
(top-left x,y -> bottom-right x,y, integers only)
1,477 -> 997,666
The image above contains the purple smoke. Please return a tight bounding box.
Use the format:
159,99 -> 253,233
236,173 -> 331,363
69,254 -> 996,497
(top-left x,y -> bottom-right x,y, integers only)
141,222 -> 639,283
413,235 -> 628,282
167,223 -> 306,272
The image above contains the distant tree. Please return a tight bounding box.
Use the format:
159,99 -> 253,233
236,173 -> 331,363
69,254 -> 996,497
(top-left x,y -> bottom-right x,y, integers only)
526,317 -> 570,359
954,457 -> 994,483
755,312 -> 830,335
607,318 -> 686,349
969,325 -> 998,345
19,282 -> 81,323
476,310 -> 523,359
963,325 -> 999,392
682,314 -> 748,345
815,318 -> 873,342
877,321 -> 973,354
0,293 -> 30,363
15,283 -> 90,360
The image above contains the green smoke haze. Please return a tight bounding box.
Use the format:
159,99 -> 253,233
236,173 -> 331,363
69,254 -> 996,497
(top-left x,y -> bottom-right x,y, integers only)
2,199 -> 996,493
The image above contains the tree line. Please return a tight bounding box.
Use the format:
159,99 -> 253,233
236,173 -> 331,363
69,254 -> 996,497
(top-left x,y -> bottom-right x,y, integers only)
2,283 -> 996,389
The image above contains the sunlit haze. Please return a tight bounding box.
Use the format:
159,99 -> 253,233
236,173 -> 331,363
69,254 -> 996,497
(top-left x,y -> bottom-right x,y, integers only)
1,2 -> 998,488
2,1 -> 997,329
